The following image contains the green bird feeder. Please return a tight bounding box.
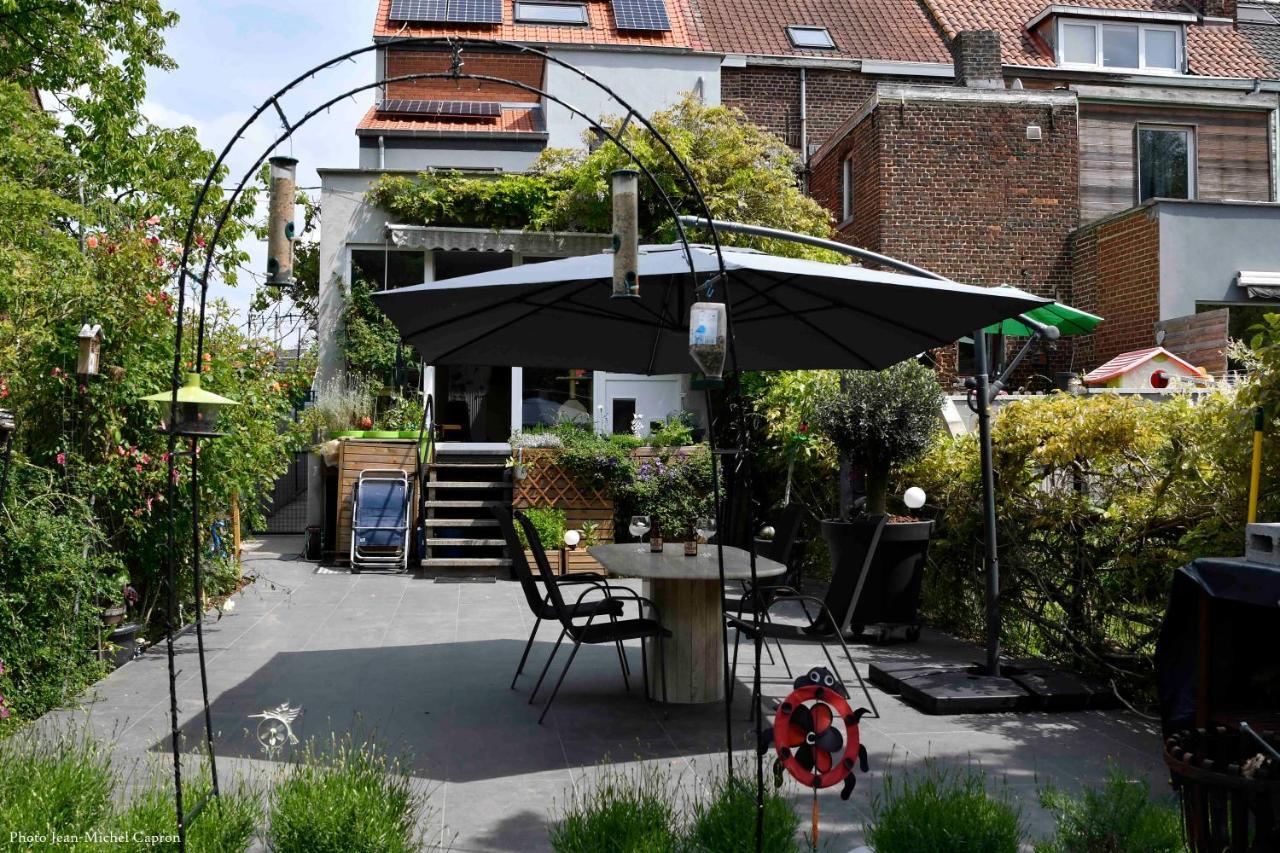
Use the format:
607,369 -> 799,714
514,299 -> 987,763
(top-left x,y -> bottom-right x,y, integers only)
142,372 -> 238,437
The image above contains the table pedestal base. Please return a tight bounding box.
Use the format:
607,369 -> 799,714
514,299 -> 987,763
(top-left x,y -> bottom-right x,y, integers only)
645,576 -> 725,704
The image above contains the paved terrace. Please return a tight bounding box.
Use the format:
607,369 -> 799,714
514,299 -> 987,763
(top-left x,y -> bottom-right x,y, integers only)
44,536 -> 1167,851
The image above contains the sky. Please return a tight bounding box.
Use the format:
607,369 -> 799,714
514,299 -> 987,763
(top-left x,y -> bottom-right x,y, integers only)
142,0 -> 379,343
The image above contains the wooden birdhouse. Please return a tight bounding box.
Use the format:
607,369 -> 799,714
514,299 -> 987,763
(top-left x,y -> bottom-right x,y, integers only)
1083,347 -> 1208,390
77,324 -> 103,377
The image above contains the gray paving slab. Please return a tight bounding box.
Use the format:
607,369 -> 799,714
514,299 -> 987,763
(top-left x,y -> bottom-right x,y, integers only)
25,535 -> 1167,851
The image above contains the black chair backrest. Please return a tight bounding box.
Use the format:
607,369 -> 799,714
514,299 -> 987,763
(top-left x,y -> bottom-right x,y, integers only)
490,504 -> 545,616
761,503 -> 805,565
514,510 -> 574,627
819,515 -> 887,635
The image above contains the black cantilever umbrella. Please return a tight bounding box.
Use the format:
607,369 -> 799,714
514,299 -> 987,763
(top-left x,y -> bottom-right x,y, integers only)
372,244 -> 1048,374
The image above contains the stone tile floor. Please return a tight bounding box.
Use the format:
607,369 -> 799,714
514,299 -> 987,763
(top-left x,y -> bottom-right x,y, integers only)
40,536 -> 1167,851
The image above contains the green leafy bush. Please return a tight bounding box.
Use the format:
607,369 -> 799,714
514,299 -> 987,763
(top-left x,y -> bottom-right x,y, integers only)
1036,768 -> 1184,853
549,766 -> 680,853
867,763 -> 1024,853
268,734 -> 426,853
812,361 -> 942,515
516,507 -> 567,551
904,390 -> 1253,700
684,773 -> 800,853
549,423 -> 636,493
617,447 -> 715,539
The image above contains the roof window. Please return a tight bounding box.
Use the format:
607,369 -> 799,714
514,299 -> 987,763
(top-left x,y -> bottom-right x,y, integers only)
515,1 -> 589,24
786,26 -> 835,49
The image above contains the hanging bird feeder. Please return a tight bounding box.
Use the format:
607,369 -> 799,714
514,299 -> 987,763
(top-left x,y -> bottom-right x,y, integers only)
142,373 -> 238,437
689,301 -> 727,379
77,324 -> 103,377
266,156 -> 298,286
611,169 -> 639,299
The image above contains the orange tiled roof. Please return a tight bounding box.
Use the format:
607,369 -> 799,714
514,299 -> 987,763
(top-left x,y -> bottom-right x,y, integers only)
922,0 -> 1274,78
356,104 -> 545,135
373,0 -> 708,51
692,0 -> 952,63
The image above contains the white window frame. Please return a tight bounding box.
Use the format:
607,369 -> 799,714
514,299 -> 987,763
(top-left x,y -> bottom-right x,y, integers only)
786,26 -> 836,50
840,155 -> 854,224
1135,123 -> 1197,203
514,1 -> 589,25
1055,19 -> 1183,73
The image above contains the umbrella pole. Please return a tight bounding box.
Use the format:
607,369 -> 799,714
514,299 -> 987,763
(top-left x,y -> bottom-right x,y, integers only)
972,331 -> 1001,677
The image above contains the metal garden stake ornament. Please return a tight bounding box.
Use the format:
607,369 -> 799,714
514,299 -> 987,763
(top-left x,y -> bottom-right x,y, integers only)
759,667 -> 871,846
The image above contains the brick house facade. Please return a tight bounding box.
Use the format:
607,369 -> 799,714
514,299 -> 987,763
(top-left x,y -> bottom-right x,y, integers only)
1070,207 -> 1162,367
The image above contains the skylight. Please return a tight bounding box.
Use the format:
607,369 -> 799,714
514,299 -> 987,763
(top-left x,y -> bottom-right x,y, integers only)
515,1 -> 589,25
786,26 -> 835,49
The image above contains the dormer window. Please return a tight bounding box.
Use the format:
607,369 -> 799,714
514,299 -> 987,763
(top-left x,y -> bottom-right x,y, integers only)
1058,20 -> 1181,71
1029,6 -> 1190,73
787,26 -> 835,49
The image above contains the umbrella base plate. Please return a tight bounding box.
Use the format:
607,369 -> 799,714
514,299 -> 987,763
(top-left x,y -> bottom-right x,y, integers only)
873,659 -> 1116,714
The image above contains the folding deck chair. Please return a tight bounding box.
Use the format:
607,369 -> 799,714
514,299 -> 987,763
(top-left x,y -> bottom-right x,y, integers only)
349,468 -> 412,573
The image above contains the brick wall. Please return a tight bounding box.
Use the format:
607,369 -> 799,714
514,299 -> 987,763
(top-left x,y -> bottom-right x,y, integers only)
953,31 -> 1003,89
809,106 -> 881,250
386,50 -> 544,102
1071,206 -> 1162,367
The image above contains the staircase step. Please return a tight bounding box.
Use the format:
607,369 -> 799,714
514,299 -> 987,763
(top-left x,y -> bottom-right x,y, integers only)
422,518 -> 500,528
428,481 -> 511,489
426,538 -> 506,547
421,557 -> 512,568
424,500 -> 496,509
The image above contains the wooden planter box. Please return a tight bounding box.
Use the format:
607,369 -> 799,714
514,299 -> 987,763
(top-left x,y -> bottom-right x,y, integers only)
563,549 -> 604,575
335,438 -> 418,562
524,549 -> 561,574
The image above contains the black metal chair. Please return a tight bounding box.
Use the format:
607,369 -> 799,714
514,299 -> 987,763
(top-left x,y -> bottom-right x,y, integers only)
727,514 -> 885,719
515,510 -> 669,724
490,504 -> 626,690
723,503 -> 806,675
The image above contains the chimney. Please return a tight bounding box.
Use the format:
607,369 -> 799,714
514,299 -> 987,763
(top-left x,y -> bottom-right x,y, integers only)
953,30 -> 1004,89
1201,0 -> 1236,19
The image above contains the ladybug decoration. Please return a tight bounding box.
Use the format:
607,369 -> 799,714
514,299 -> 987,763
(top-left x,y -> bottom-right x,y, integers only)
759,667 -> 870,800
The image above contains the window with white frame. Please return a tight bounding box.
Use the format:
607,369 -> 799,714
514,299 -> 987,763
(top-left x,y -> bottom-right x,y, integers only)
840,155 -> 854,222
515,1 -> 588,24
786,26 -> 835,49
1057,19 -> 1182,72
1137,125 -> 1195,202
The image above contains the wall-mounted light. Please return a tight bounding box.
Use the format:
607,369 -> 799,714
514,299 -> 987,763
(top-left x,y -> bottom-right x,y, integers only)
611,169 -> 639,299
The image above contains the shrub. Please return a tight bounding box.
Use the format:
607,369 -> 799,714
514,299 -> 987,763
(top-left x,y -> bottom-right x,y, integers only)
812,361 -> 942,515
617,447 -> 715,540
1035,768 -> 1184,853
550,422 -> 635,493
516,507 -> 567,551
867,763 -> 1025,853
113,768 -> 261,853
268,734 -> 426,853
0,730 -> 114,837
549,766 -> 680,853
685,772 -> 800,853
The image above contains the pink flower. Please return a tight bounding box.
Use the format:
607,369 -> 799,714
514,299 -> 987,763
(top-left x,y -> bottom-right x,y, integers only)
0,659 -> 6,677
79,384 -> 87,394
134,463 -> 143,473
0,700 -> 9,720
161,452 -> 170,462
51,367 -> 61,377
195,236 -> 206,249
154,256 -> 165,268
147,236 -> 159,245
133,508 -> 143,517
117,444 -> 126,456
141,454 -> 151,464
144,293 -> 157,305
146,215 -> 161,225
146,497 -> 154,512
56,452 -> 66,466
86,235 -> 99,249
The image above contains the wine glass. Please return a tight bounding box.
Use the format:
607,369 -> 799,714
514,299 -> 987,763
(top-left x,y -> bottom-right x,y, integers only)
695,516 -> 716,555
629,515 -> 651,553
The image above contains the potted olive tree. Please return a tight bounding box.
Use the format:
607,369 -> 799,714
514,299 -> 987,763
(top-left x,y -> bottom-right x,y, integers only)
813,360 -> 941,642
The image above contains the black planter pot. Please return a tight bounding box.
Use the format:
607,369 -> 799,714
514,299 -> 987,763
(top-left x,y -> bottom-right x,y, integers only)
821,516 -> 932,643
98,623 -> 140,670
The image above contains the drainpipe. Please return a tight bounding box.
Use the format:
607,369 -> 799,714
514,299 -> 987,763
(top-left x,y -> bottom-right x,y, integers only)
378,135 -> 386,170
799,68 -> 809,191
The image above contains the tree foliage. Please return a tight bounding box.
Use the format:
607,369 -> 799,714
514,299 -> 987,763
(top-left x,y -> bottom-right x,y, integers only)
812,361 -> 943,514
369,94 -> 837,260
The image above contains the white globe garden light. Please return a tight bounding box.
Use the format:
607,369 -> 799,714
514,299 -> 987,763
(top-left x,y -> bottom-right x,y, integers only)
904,486 -> 927,510
563,529 -> 582,549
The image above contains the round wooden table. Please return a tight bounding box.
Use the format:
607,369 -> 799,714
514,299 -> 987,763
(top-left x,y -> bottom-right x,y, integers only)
587,543 -> 786,704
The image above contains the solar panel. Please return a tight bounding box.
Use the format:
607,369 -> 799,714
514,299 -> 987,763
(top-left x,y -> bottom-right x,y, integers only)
612,0 -> 670,31
447,0 -> 502,23
379,99 -> 502,117
388,0 -> 500,23
389,0 -> 448,21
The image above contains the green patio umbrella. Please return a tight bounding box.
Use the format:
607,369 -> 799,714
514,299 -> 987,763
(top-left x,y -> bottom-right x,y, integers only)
983,286 -> 1103,337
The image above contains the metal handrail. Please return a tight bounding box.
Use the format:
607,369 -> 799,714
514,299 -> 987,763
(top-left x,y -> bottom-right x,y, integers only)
416,393 -> 435,555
